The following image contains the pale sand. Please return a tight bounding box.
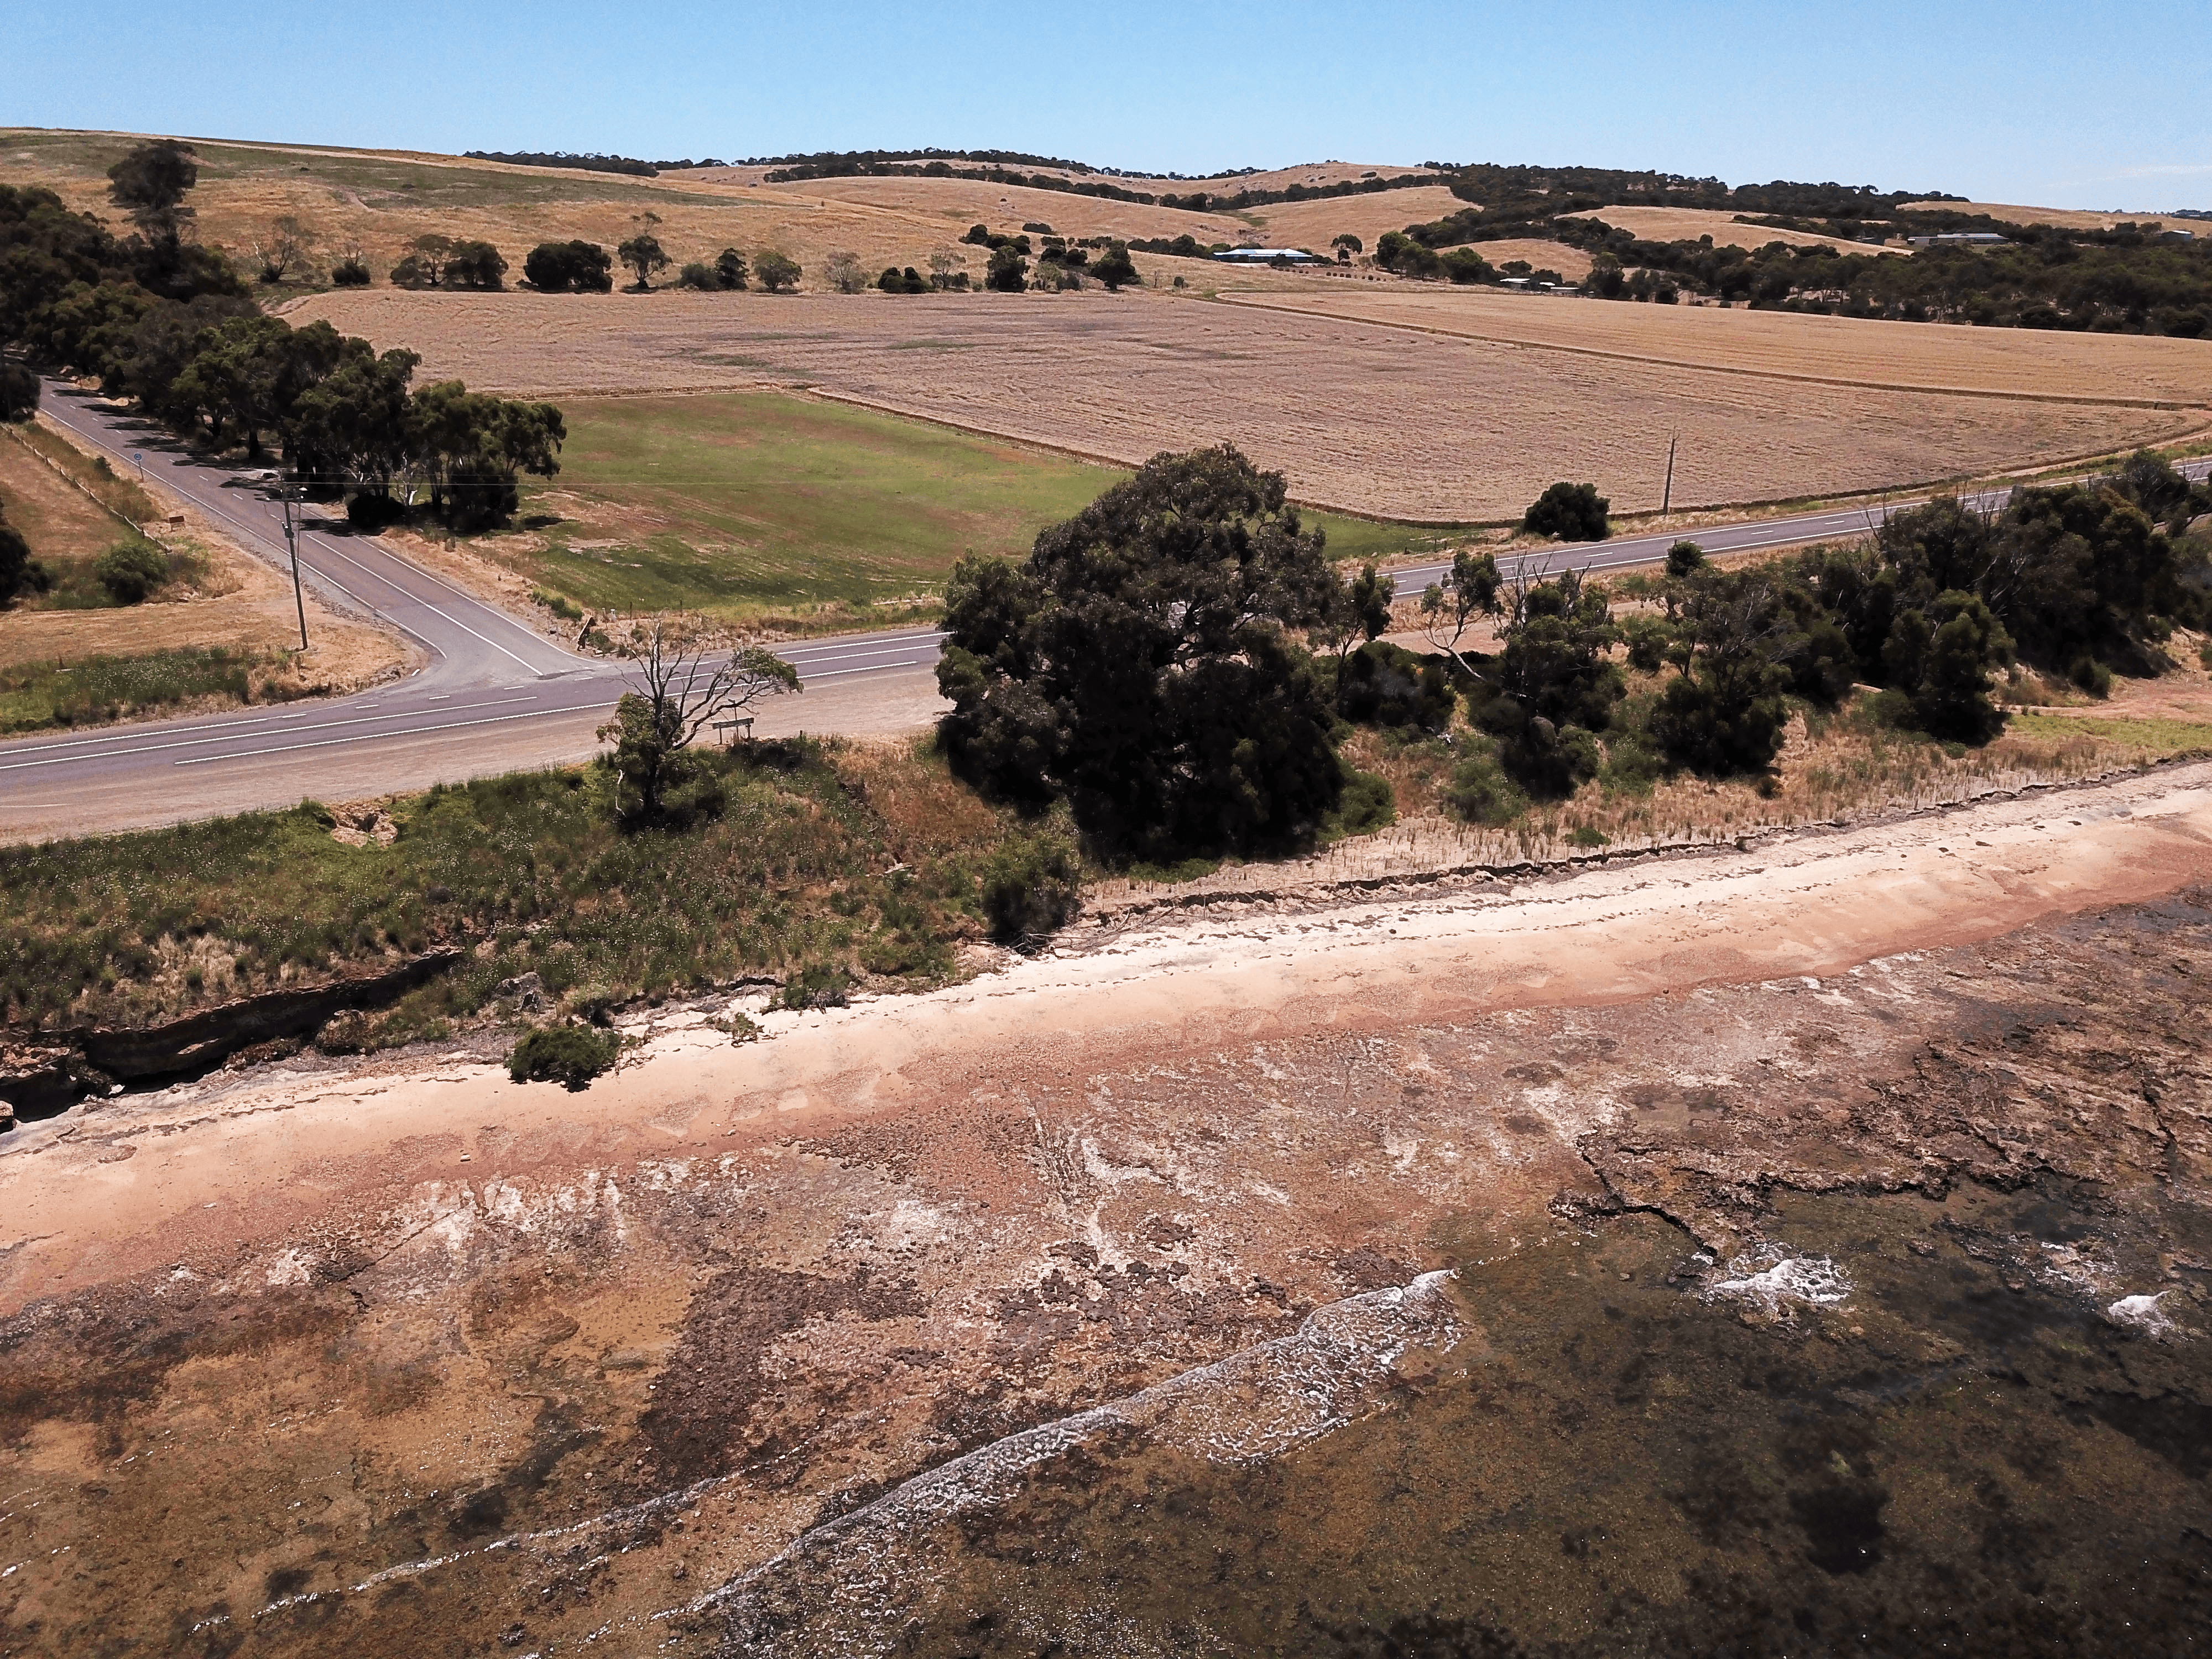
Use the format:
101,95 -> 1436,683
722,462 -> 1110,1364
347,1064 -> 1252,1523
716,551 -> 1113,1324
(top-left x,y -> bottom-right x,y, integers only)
8,759 -> 2211,1308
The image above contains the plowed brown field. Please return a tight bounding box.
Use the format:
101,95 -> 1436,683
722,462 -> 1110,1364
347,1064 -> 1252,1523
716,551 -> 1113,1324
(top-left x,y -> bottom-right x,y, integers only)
1219,285 -> 2212,404
290,288 -> 2201,521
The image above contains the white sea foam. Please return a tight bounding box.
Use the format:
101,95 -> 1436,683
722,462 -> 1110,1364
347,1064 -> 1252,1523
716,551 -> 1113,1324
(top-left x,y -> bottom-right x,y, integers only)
1705,1248 -> 1852,1313
2106,1291 -> 2178,1336
692,1270 -> 1467,1654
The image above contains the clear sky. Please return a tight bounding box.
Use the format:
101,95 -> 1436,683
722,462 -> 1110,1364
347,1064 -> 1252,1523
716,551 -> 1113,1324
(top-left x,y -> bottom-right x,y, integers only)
9,0 -> 2210,207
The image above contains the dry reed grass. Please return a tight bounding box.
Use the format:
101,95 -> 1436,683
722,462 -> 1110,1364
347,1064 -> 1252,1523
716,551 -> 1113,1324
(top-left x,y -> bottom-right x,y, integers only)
291,288 -> 2197,521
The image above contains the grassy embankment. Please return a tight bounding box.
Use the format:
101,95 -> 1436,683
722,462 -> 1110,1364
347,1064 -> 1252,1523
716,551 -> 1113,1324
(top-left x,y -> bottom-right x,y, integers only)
474,392 -> 1458,633
0,737 -> 1026,1047
0,423 -> 302,731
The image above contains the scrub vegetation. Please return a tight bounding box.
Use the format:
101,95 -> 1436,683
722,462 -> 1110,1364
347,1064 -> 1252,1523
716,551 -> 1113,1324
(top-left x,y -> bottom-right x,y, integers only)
0,735 -> 1025,1046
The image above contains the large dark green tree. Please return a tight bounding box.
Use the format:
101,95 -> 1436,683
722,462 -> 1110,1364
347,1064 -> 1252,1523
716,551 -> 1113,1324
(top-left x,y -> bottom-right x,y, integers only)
937,446 -> 1347,855
524,241 -> 614,293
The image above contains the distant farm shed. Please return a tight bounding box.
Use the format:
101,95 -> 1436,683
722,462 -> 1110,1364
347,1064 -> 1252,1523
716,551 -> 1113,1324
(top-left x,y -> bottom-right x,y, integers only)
1212,247 -> 1327,264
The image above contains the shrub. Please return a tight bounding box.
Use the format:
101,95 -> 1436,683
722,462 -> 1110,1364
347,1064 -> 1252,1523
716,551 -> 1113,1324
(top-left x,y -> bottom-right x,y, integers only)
532,587 -> 584,622
1324,768 -> 1396,839
676,262 -> 721,290
1337,640 -> 1453,728
823,251 -> 866,294
444,240 -> 508,290
1092,246 -> 1138,291
507,1023 -> 621,1089
979,830 -> 1082,947
2069,655 -> 2113,698
0,362 -> 36,422
1444,743 -> 1530,825
330,255 -> 372,287
1650,661 -> 1790,775
778,963 -> 851,1010
95,540 -> 170,604
985,245 -> 1029,292
715,249 -> 748,289
753,250 -> 801,292
345,489 -> 406,530
1522,481 -> 1611,541
1621,614 -> 1673,672
1664,539 -> 1707,578
0,500 -> 29,600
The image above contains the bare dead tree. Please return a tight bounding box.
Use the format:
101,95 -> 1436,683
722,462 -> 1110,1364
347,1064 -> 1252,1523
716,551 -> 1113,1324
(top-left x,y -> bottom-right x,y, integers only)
251,215 -> 314,284
596,616 -> 801,820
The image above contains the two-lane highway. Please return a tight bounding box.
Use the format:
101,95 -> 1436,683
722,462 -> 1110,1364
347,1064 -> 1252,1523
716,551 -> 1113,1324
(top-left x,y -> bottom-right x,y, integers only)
6,377 -> 2203,842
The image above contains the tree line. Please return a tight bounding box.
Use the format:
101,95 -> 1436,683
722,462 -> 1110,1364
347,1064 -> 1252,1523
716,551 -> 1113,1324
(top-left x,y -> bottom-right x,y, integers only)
931,446 -> 2210,861
1422,454 -> 2211,811
1376,194 -> 2210,333
0,143 -> 564,533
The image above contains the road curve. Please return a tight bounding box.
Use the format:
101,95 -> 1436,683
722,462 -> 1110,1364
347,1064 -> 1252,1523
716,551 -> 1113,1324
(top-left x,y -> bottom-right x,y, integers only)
4,378 -> 2203,842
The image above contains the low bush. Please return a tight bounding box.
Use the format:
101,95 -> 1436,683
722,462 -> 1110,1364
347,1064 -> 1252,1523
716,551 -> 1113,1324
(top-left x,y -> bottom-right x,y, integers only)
1323,768 -> 1397,840
2069,655 -> 2114,698
532,587 -> 585,622
1443,742 -> 1530,825
778,963 -> 851,1010
1336,641 -> 1453,729
979,830 -> 1082,947
330,256 -> 372,287
508,1024 -> 620,1089
94,540 -> 170,604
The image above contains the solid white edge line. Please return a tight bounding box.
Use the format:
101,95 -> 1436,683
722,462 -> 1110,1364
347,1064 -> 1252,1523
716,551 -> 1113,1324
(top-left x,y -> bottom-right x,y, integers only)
0,693 -> 545,772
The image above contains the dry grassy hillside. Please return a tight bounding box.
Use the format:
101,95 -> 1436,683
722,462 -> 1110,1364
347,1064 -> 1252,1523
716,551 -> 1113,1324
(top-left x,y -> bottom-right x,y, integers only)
1900,199 -> 2187,233
1584,205 -> 1906,254
1,130 -> 1457,293
290,288 -> 2197,521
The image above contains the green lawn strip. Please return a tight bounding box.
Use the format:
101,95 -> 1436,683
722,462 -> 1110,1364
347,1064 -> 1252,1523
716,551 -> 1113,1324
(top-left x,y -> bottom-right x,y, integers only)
0,646 -> 277,734
0,738 -> 1008,1047
2002,711 -> 2212,758
505,392 -> 1459,624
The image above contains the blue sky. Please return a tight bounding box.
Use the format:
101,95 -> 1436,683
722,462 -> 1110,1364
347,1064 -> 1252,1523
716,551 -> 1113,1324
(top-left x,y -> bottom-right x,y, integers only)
10,0 -> 2210,207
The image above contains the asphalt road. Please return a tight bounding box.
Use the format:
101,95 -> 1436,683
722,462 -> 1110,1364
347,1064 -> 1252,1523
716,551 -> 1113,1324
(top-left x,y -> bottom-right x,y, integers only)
4,378 -> 2204,842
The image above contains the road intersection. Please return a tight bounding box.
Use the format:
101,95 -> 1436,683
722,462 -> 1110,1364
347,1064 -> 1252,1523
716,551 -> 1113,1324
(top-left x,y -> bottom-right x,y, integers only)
5,378 -> 2202,842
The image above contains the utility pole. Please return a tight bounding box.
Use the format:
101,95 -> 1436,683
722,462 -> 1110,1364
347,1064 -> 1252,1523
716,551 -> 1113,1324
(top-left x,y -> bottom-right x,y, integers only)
280,488 -> 310,652
1661,432 -> 1678,519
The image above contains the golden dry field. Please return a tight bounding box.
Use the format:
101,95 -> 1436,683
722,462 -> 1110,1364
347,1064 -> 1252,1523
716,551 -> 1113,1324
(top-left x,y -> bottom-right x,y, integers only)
290,288 -> 2201,521
0,421 -> 403,685
1215,285 -> 2212,404
1579,205 -> 1905,253
1900,199 -> 2187,232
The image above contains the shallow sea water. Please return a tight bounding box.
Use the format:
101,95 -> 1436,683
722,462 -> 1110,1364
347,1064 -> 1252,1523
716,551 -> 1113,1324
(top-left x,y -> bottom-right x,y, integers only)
711,1184 -> 2212,1658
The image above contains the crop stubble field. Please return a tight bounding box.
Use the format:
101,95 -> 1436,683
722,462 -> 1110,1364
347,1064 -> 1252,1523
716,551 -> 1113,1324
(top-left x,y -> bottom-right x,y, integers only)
296,288 -> 2208,521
